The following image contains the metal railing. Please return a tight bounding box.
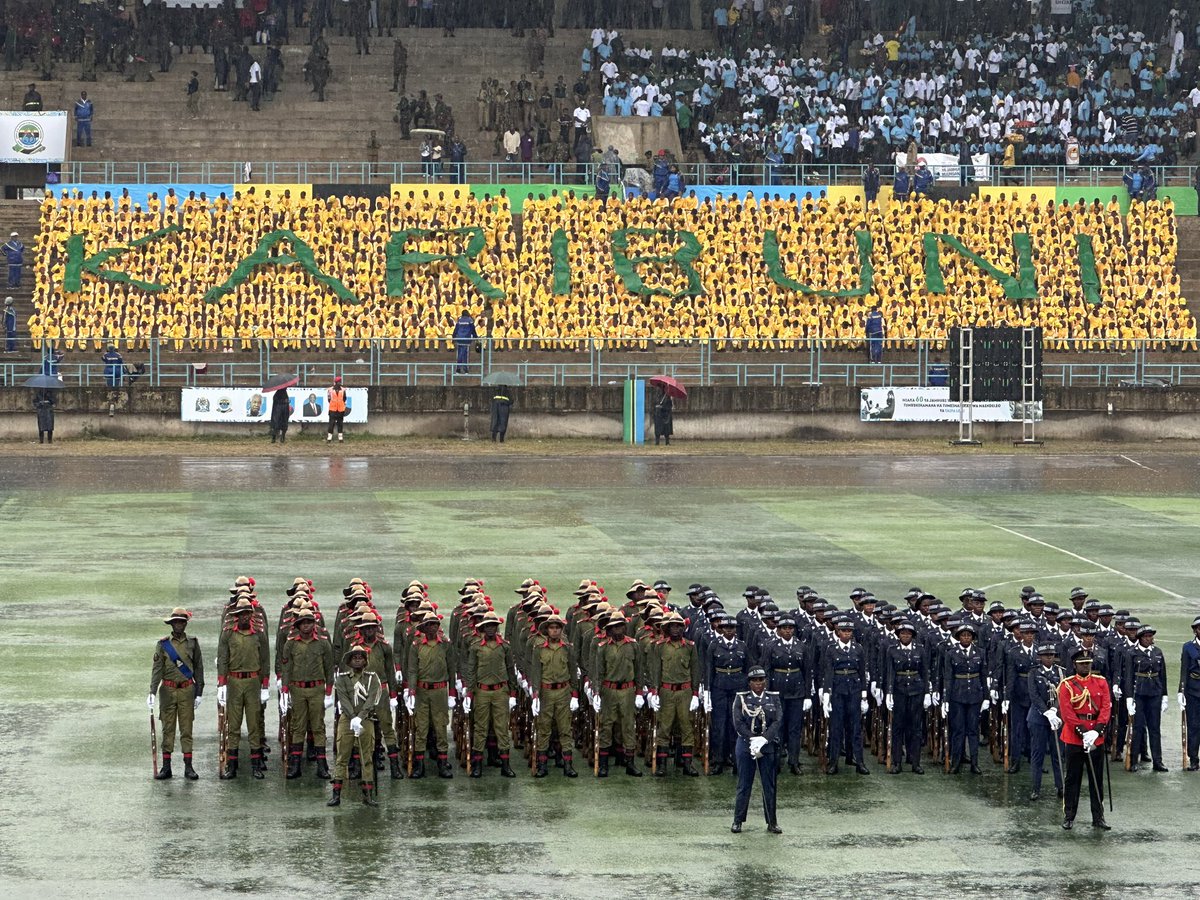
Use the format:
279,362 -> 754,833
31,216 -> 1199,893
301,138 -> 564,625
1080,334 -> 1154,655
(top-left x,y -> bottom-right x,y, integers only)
2,338 -> 1195,389
57,161 -> 1200,191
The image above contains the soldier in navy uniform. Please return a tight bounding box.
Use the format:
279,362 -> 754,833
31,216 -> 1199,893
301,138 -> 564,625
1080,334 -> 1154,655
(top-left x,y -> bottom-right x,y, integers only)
1002,621 -> 1037,773
942,622 -> 989,774
820,617 -> 870,775
1027,643 -> 1065,801
731,667 -> 782,834
705,614 -> 748,775
1128,624 -> 1169,772
1179,616 -> 1200,771
760,616 -> 813,775
747,602 -> 780,666
884,621 -> 928,774
735,586 -> 763,642
1077,623 -> 1109,678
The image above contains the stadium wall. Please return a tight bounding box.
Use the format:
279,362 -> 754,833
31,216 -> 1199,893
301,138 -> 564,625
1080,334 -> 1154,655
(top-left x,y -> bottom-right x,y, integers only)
4,385 -> 1200,442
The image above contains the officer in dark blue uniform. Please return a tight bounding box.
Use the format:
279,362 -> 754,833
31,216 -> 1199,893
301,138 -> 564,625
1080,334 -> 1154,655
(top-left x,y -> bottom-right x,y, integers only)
451,310 -> 478,374
705,613 -> 748,775
942,622 -> 988,774
884,621 -> 928,774
1128,624 -> 1169,772
1002,621 -> 1038,773
735,586 -> 763,643
731,667 -> 782,834
1027,642 -> 1065,801
1179,615 -> 1200,770
761,615 -> 813,775
821,617 -> 869,775
747,602 -> 779,666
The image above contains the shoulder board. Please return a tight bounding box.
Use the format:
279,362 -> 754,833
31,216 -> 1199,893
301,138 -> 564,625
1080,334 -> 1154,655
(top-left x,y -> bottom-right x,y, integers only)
682,638 -> 695,647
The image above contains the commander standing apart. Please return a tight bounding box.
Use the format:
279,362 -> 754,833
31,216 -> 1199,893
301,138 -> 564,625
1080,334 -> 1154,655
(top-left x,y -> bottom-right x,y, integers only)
1058,648 -> 1111,831
731,666 -> 782,834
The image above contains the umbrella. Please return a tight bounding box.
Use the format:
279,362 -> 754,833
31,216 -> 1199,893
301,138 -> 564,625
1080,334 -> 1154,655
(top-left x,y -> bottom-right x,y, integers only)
262,373 -> 299,393
23,374 -> 65,389
482,371 -> 522,387
649,375 -> 687,399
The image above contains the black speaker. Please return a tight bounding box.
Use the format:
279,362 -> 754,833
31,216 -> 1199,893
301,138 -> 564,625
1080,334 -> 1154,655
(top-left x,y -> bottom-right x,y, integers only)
946,326 -> 1041,401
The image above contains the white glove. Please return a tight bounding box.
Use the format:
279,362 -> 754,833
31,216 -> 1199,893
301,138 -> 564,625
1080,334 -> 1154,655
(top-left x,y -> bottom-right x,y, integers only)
689,695 -> 700,713
531,697 -> 541,717
873,687 -> 883,706
1044,709 -> 1062,730
462,696 -> 472,715
516,673 -> 527,692
822,695 -> 832,719
748,735 -> 768,758
931,692 -> 940,706
923,694 -> 933,709
324,693 -> 334,709
990,689 -> 999,703
1113,684 -> 1122,700
447,695 -> 457,710
260,688 -> 270,705
389,696 -> 399,713
941,702 -> 949,717
350,716 -> 363,736
404,691 -> 415,715
885,694 -> 894,712
635,693 -> 645,710
703,690 -> 713,713
194,696 -> 203,710
803,698 -> 812,713
1179,692 -> 1187,710
279,692 -> 290,715
592,694 -> 601,713
648,693 -> 661,713
1126,698 -> 1136,716
1001,700 -> 1010,715
217,685 -> 227,707
981,699 -> 991,712
570,697 -> 579,713
870,681 -> 878,699
860,699 -> 869,714
456,677 -> 466,696
146,693 -> 155,711
508,696 -> 517,712
1082,729 -> 1099,751
1161,696 -> 1169,713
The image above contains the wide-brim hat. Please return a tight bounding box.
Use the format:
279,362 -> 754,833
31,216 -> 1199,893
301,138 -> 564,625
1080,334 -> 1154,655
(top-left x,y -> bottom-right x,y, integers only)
1136,625 -> 1157,638
293,608 -> 316,622
540,613 -> 566,629
479,610 -> 503,627
574,580 -> 599,596
343,645 -> 369,665
230,597 -> 255,613
164,607 -> 192,624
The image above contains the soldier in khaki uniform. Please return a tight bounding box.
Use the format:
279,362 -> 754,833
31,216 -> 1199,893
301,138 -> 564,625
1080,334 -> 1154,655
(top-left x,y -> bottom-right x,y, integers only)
328,645 -> 383,807
279,607 -> 334,780
593,613 -> 646,777
403,610 -> 457,778
464,610 -> 517,777
648,610 -> 702,776
217,597 -> 271,779
529,612 -> 579,778
149,607 -> 204,781
353,610 -> 402,779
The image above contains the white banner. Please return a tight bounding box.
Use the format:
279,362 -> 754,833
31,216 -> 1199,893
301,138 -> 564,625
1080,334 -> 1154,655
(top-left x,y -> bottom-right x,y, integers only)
181,387 -> 368,424
894,152 -> 991,183
860,386 -> 1042,423
0,111 -> 68,164
1050,0 -> 1073,15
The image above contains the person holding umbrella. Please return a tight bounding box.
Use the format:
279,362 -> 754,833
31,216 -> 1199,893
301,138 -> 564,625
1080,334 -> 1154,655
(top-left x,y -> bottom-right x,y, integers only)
34,388 -> 55,444
270,387 -> 290,444
649,375 -> 685,446
483,371 -> 520,443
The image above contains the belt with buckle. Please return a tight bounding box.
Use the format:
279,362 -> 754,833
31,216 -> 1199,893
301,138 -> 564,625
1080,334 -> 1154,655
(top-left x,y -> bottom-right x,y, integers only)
417,681 -> 448,690
602,680 -> 635,690
230,671 -> 259,679
662,682 -> 692,691
716,667 -> 742,674
289,680 -> 324,688
541,682 -> 569,690
162,679 -> 194,689
477,682 -> 507,691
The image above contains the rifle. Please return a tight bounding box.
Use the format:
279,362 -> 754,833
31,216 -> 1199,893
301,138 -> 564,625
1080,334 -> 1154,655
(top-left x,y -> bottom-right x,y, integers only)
333,707 -> 340,758
592,702 -> 601,776
698,708 -> 710,775
885,708 -> 893,771
1123,705 -> 1133,771
529,704 -> 538,773
1003,707 -> 1010,772
466,709 -> 473,771
650,711 -> 658,774
406,708 -> 415,776
279,704 -> 290,776
943,707 -> 950,773
1183,704 -> 1189,768
818,712 -> 827,770
150,712 -> 159,778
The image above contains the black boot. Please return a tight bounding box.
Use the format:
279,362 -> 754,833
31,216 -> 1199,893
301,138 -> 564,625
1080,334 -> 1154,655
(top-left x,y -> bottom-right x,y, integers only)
306,736 -> 317,761
286,746 -> 303,779
251,753 -> 265,779
155,754 -> 172,780
855,760 -> 871,775
597,751 -> 609,778
326,781 -> 342,806
183,755 -> 199,780
470,754 -> 483,778
825,762 -> 839,775
626,753 -> 644,777
562,753 -> 577,778
534,754 -> 549,778
711,763 -> 725,776
362,783 -> 378,806
655,751 -> 668,776
499,754 -> 515,777
220,750 -> 238,780
389,748 -> 404,780
969,759 -> 983,775
410,755 -> 426,779
911,763 -> 924,775
1006,762 -> 1021,774
437,755 -> 453,778
315,755 -> 331,780
680,747 -> 699,776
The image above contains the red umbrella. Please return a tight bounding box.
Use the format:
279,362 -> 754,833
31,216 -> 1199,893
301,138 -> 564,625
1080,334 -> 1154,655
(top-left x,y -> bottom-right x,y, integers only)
262,373 -> 299,393
649,375 -> 687,399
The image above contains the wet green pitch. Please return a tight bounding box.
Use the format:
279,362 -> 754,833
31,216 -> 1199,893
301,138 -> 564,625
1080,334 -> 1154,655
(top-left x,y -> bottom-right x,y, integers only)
1,452 -> 1198,898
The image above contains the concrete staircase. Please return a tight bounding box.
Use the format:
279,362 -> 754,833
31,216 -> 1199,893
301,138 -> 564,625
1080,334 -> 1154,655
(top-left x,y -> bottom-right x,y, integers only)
0,198 -> 44,350
1176,217 -> 1200,318
0,27 -> 709,168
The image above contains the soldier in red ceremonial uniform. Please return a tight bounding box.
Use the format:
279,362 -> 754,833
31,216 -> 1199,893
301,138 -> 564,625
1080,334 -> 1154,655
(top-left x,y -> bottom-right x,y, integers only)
1057,648 -> 1112,831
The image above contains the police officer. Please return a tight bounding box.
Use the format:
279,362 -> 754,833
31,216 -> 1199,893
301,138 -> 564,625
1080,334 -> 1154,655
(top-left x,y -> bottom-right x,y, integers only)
884,621 -> 927,774
704,613 -> 748,774
1128,624 -> 1169,772
1027,643 -> 1065,801
760,615 -> 812,775
452,309 -> 478,374
731,667 -> 782,834
3,232 -> 24,288
1058,648 -> 1111,830
1179,616 -> 1200,771
1002,621 -> 1038,773
149,607 -> 204,780
821,617 -> 870,775
942,622 -> 988,774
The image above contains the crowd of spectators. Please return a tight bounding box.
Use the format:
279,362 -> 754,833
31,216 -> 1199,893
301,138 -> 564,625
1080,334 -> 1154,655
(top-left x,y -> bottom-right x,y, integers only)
30,189 -> 1193,353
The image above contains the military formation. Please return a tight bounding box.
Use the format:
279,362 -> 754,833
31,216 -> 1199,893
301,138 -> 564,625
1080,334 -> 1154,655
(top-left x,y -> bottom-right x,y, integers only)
149,576 -> 1200,827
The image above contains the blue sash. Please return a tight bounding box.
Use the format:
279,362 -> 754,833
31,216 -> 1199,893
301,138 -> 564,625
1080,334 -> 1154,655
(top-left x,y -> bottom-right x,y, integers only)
160,638 -> 196,682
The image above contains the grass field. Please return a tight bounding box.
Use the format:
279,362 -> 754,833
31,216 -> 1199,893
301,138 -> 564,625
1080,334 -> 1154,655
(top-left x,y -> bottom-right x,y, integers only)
2,449 -> 1198,898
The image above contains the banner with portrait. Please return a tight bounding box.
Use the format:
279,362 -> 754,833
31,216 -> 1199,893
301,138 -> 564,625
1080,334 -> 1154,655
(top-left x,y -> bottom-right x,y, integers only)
181,387 -> 368,423
860,386 -> 1042,423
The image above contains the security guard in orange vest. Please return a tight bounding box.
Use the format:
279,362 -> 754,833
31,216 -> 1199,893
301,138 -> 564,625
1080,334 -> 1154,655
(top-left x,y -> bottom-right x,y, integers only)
327,375 -> 347,442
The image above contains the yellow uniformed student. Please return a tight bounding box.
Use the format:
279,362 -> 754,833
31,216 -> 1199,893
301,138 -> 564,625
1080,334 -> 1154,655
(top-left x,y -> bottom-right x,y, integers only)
149,607 -> 204,780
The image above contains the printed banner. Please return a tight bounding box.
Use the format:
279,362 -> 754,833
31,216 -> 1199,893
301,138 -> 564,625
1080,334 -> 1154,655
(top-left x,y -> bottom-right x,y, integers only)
181,387 -> 368,423
860,386 -> 1042,423
0,111 -> 68,164
1050,0 -> 1073,14
894,152 -> 991,183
